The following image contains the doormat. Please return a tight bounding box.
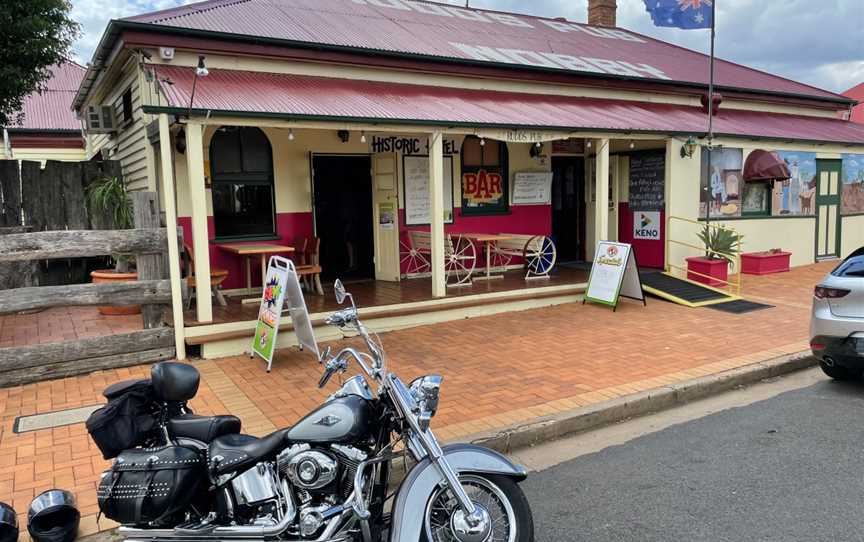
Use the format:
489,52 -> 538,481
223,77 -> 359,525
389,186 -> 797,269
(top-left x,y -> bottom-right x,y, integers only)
13,404 -> 102,433
706,300 -> 774,314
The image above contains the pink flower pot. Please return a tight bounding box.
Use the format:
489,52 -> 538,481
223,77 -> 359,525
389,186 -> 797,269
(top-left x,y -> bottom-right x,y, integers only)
686,256 -> 728,287
741,251 -> 791,275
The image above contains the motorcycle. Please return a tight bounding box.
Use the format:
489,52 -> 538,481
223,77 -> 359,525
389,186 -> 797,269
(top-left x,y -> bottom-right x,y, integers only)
93,270 -> 534,542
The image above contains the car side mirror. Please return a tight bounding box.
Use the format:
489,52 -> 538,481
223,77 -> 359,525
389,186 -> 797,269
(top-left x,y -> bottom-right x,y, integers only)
334,279 -> 347,304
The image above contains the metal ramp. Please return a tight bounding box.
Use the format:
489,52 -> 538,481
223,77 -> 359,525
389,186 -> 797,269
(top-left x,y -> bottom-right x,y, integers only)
641,272 -> 739,308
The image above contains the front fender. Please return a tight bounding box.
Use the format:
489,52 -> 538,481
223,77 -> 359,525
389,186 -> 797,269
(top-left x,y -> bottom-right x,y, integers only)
388,443 -> 527,542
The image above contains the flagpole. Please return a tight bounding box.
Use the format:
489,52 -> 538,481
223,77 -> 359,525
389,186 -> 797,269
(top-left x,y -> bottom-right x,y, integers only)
705,0 -> 716,231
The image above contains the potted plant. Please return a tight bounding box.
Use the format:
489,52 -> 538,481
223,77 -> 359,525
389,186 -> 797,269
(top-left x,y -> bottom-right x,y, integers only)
686,224 -> 743,287
87,176 -> 139,315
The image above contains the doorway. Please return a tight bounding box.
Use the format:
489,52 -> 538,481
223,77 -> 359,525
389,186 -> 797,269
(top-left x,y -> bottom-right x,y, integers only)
551,156 -> 586,262
312,155 -> 375,281
815,159 -> 842,260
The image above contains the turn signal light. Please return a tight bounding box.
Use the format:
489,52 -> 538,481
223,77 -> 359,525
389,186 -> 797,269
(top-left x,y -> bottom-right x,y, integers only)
814,286 -> 850,299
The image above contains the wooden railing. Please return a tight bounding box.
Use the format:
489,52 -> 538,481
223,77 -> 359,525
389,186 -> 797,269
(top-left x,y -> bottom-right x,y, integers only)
0,192 -> 184,388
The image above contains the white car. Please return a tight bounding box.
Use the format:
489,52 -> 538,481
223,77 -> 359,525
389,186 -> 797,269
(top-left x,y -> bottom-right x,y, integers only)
810,248 -> 864,380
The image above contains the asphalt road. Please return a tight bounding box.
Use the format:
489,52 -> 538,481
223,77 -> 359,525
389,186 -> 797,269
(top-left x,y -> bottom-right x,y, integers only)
521,371 -> 864,542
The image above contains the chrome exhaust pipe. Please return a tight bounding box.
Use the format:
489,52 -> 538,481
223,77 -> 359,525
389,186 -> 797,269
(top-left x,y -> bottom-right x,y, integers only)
824,356 -> 836,367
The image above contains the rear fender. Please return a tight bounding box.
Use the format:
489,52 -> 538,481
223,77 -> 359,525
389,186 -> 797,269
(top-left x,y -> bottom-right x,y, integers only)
388,443 -> 527,542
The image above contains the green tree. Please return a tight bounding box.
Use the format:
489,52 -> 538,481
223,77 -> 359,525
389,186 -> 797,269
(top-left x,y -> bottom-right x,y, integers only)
0,0 -> 79,127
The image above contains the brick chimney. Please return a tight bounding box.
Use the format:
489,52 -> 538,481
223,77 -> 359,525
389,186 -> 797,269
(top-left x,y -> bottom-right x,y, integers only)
588,0 -> 617,27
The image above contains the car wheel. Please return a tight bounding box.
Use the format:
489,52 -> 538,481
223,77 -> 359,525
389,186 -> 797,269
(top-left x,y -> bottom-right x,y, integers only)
820,360 -> 863,381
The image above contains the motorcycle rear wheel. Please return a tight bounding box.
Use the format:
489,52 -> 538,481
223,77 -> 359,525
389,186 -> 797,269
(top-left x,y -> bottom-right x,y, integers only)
422,474 -> 534,542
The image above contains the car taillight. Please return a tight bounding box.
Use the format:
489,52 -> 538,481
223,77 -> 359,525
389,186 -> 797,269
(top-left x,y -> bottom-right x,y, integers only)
814,286 -> 851,299
810,341 -> 826,350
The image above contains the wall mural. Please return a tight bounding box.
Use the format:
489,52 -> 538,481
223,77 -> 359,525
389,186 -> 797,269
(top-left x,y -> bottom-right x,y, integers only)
701,147 -> 818,218
772,151 -> 816,216
842,153 -> 864,214
699,147 -> 743,218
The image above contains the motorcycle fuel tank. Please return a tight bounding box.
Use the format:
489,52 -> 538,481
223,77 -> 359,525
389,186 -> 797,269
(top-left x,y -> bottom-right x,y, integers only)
287,395 -> 372,444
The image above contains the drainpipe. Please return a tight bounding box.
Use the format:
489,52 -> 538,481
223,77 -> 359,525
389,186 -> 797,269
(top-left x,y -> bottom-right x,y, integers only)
2,128 -> 10,158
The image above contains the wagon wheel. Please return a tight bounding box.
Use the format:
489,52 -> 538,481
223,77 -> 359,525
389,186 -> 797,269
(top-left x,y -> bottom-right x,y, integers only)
400,239 -> 431,278
524,235 -> 557,278
445,235 -> 476,286
489,243 -> 513,272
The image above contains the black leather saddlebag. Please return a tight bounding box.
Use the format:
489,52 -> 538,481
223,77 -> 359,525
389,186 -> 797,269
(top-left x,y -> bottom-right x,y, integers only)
97,445 -> 203,525
86,380 -> 156,460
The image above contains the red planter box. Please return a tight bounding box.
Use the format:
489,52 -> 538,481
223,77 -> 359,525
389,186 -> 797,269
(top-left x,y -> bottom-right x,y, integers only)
686,256 -> 729,287
741,251 -> 791,275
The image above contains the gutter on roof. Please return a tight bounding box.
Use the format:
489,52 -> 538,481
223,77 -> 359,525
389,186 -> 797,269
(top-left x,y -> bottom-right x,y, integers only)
115,21 -> 853,108
73,21 -> 124,112
141,105 -> 864,147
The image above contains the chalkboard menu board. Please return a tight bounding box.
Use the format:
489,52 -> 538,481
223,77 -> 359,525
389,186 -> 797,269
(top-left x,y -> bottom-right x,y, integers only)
403,155 -> 454,225
628,151 -> 665,212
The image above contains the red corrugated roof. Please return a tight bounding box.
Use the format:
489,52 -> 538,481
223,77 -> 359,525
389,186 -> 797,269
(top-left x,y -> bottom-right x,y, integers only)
152,66 -> 864,145
9,61 -> 85,131
125,0 -> 844,102
844,83 -> 864,124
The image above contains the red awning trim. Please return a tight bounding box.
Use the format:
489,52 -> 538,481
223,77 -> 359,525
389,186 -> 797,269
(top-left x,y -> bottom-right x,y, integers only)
743,150 -> 791,182
150,66 -> 864,146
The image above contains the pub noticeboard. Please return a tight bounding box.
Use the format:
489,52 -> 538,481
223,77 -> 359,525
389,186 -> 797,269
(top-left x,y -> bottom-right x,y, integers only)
584,241 -> 646,311
628,151 -> 666,212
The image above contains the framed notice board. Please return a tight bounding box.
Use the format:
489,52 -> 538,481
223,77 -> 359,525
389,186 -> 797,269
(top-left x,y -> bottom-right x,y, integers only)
628,151 -> 666,212
403,155 -> 455,225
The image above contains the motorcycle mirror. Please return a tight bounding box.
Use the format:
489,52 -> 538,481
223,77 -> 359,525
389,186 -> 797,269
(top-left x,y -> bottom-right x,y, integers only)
334,279 -> 347,305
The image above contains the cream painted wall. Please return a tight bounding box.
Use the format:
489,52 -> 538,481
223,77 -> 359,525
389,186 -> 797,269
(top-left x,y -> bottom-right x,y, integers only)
841,215 -> 864,258
664,137 -> 864,269
175,126 -> 549,222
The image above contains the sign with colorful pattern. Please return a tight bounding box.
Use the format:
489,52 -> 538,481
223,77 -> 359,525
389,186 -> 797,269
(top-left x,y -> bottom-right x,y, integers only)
252,256 -> 290,370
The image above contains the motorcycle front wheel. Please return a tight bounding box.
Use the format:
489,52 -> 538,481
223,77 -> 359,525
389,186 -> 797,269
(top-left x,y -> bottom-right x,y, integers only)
422,474 -> 534,542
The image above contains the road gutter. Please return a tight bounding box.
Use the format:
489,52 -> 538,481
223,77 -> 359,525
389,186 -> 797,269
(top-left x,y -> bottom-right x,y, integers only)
465,350 -> 816,455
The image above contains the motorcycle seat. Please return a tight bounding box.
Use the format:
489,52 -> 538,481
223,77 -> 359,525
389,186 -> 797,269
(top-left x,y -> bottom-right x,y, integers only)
168,414 -> 242,443
208,428 -> 292,476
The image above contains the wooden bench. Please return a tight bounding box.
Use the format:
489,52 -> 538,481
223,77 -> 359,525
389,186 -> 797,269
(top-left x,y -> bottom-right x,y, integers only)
402,231 -> 476,286
492,234 -> 557,279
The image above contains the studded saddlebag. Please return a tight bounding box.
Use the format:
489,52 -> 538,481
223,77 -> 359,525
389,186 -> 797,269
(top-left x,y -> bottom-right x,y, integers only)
97,445 -> 203,525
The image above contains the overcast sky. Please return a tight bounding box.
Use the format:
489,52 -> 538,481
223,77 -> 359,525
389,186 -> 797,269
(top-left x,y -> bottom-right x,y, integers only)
70,0 -> 864,94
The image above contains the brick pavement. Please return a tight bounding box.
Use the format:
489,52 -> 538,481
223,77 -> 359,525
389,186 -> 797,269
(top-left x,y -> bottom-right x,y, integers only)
0,262 -> 832,539
0,307 -> 142,348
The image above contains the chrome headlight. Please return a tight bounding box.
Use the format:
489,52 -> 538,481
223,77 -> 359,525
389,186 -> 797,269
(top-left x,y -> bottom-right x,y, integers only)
410,375 -> 443,432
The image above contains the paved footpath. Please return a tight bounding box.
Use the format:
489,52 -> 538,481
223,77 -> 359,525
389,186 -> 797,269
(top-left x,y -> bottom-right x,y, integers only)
0,263 -> 832,536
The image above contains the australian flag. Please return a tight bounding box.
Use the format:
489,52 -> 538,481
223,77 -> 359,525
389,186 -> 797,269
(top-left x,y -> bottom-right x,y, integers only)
643,0 -> 713,29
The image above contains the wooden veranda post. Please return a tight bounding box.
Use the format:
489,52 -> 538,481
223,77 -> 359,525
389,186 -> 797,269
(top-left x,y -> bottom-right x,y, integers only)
429,132 -> 447,297
595,138 -> 611,243
185,122 -> 213,323
158,114 -> 187,359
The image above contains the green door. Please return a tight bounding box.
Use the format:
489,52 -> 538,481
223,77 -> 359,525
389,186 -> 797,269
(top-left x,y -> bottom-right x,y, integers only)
815,159 -> 842,259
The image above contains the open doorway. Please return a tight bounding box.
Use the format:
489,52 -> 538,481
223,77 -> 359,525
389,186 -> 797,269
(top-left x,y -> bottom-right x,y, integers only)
312,155 -> 375,281
551,156 -> 586,262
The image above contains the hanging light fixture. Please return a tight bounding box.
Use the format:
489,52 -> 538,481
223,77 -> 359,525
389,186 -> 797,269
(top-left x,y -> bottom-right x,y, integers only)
288,129 -> 295,141
629,140 -> 635,149
479,137 -> 486,146
586,140 -> 592,148
680,135 -> 698,158
535,141 -> 542,148
360,131 -> 367,143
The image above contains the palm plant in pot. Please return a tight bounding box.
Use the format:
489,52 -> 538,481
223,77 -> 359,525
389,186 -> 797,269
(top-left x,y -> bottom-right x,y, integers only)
686,224 -> 743,287
87,176 -> 140,315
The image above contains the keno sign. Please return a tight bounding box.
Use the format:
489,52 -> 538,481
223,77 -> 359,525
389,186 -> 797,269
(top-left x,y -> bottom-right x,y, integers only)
633,211 -> 661,241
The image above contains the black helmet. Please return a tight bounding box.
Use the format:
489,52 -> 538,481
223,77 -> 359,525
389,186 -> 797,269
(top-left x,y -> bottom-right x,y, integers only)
28,490 -> 79,542
0,502 -> 17,542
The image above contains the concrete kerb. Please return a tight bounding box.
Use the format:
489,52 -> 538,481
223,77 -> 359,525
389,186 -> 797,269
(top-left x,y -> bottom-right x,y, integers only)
77,351 -> 816,542
465,350 -> 817,455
